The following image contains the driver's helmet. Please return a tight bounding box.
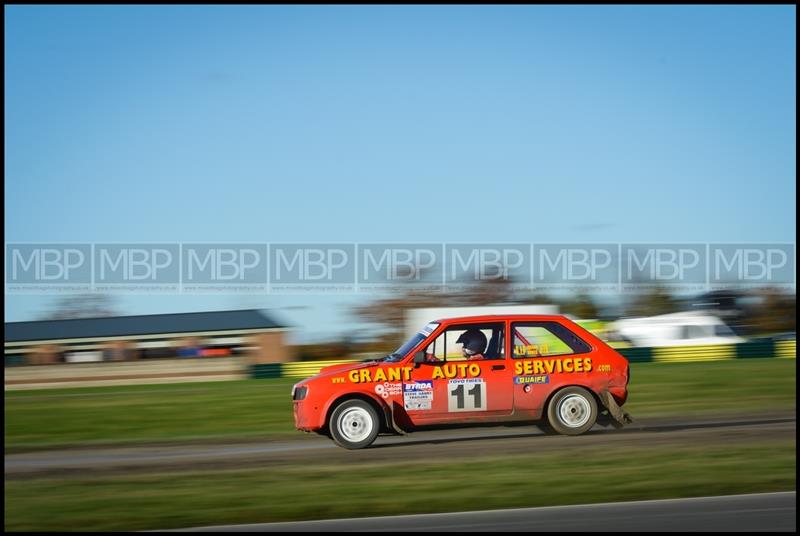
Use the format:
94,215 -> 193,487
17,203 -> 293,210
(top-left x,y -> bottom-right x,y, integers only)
456,329 -> 487,356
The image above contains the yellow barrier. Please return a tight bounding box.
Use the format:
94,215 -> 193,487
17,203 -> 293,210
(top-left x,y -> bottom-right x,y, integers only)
654,345 -> 735,363
775,340 -> 797,359
282,358 -> 361,378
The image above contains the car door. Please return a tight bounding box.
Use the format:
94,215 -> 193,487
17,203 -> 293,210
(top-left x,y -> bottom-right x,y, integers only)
403,321 -> 514,425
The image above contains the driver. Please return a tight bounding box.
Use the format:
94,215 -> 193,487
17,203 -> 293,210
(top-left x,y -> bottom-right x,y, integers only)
423,329 -> 488,362
456,329 -> 487,361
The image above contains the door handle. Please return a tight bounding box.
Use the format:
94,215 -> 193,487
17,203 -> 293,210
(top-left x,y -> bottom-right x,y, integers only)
492,365 -> 505,371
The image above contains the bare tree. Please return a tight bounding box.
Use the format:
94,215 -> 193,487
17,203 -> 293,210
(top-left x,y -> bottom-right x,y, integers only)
623,286 -> 680,318
745,287 -> 796,335
353,277 -> 520,349
560,291 -> 599,319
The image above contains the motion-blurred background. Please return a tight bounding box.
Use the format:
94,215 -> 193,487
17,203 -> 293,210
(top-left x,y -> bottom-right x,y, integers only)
5,5 -> 795,532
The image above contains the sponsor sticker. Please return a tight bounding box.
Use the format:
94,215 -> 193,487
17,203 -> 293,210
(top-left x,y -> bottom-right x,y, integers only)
419,322 -> 439,337
448,378 -> 486,412
375,382 -> 402,399
514,375 -> 549,385
404,381 -> 434,410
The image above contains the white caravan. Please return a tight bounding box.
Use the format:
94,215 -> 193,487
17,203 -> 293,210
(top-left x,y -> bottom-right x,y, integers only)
609,311 -> 745,347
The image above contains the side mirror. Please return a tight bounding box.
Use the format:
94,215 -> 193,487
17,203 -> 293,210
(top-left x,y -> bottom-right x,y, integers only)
413,351 -> 426,366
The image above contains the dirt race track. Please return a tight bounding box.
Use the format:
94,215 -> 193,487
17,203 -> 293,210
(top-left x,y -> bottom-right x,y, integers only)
6,412 -> 795,479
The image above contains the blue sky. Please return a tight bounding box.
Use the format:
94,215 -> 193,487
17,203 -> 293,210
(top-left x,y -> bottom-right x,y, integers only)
4,5 -> 796,339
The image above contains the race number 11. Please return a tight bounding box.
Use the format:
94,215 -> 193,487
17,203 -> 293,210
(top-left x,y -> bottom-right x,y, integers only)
448,379 -> 486,412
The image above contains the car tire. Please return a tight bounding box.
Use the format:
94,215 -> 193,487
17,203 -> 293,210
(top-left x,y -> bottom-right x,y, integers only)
329,399 -> 380,449
546,386 -> 598,436
536,421 -> 558,435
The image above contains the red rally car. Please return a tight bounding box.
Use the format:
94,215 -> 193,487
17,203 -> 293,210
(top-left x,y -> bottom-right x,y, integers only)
292,315 -> 632,449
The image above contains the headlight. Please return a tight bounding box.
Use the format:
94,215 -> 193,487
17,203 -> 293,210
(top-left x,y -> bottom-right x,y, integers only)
292,384 -> 308,401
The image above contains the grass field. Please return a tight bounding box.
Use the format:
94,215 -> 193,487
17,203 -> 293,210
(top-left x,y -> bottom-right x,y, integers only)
5,358 -> 796,450
4,359 -> 796,531
5,441 -> 795,531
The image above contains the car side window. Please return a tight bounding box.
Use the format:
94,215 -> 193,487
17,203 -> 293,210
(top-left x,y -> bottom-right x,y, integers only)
512,322 -> 590,358
687,325 -> 710,339
424,323 -> 504,361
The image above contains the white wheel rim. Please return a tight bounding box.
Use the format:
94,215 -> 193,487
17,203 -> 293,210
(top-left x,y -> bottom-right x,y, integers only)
338,407 -> 373,443
557,394 -> 591,428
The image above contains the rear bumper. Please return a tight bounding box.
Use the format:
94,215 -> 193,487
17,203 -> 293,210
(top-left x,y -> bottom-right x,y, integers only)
598,389 -> 633,426
608,385 -> 628,406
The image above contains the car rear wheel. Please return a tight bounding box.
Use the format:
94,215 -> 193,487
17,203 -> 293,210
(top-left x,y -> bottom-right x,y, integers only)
329,399 -> 380,449
546,386 -> 597,436
536,421 -> 558,435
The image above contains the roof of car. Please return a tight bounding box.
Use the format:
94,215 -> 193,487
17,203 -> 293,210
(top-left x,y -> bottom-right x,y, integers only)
432,314 -> 570,323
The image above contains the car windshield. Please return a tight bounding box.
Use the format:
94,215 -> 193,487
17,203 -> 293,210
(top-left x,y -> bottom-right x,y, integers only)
383,322 -> 438,362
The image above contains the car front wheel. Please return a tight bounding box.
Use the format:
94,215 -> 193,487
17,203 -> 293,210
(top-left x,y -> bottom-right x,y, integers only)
329,399 -> 380,449
546,386 -> 598,435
